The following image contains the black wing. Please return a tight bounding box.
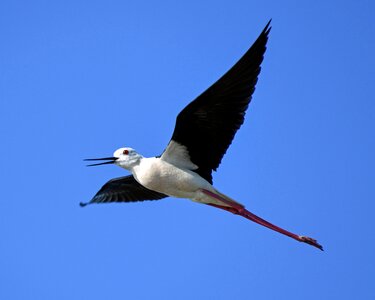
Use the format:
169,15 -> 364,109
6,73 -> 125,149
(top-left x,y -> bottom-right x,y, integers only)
166,21 -> 271,183
80,175 -> 168,207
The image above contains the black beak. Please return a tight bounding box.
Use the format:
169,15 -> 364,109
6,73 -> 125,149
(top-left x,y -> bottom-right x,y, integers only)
84,157 -> 118,167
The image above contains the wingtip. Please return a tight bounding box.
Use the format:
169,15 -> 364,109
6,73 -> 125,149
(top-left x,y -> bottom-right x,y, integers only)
263,19 -> 272,35
79,202 -> 89,207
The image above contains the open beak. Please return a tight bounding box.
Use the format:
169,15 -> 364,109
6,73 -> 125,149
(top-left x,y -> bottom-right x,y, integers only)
84,157 -> 118,167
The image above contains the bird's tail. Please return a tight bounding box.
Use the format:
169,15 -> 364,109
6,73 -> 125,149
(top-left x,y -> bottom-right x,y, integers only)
200,189 -> 323,251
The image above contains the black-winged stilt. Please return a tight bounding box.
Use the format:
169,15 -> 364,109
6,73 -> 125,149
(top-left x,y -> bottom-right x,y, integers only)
82,21 -> 323,251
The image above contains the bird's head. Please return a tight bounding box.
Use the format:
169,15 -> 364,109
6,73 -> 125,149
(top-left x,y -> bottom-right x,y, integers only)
113,147 -> 142,170
85,147 -> 142,170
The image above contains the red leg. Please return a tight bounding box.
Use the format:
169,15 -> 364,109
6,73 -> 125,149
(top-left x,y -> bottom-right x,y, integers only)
206,203 -> 240,214
203,190 -> 323,251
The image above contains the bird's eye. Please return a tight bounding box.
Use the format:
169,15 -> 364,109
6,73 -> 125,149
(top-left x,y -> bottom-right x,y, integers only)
123,149 -> 129,155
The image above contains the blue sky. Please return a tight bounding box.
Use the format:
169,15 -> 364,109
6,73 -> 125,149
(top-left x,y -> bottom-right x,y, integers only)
1,1 -> 374,299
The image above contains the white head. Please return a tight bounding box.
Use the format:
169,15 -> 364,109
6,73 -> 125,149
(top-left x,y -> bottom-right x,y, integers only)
113,147 -> 143,170
85,147 -> 143,171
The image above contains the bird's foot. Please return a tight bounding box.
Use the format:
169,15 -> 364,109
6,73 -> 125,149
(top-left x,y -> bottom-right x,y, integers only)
299,236 -> 323,251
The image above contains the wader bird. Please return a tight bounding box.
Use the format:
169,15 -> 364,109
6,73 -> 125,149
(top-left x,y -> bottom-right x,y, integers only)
82,21 -> 323,250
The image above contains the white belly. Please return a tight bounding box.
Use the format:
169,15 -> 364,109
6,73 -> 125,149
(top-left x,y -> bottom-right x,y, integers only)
132,157 -> 212,199
131,157 -> 237,207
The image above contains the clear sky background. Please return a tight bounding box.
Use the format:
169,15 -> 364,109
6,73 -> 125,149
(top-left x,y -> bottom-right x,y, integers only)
1,1 -> 374,299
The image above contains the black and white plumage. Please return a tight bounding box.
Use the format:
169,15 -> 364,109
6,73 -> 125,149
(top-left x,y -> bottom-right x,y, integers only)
81,175 -> 167,205
83,21 -> 323,250
169,21 -> 269,184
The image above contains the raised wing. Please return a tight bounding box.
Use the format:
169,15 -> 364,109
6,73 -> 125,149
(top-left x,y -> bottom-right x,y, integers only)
80,175 -> 167,207
162,21 -> 271,184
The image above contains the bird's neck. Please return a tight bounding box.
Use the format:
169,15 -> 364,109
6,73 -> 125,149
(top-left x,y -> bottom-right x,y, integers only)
130,156 -> 155,178
129,156 -> 144,172
117,154 -> 144,171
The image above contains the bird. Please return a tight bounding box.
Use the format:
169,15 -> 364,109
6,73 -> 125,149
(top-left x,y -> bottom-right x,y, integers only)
82,20 -> 323,251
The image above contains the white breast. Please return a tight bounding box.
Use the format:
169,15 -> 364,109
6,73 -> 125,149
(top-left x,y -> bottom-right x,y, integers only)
132,157 -> 211,199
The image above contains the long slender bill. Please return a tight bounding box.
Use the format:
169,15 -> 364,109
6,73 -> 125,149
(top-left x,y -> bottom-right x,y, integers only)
84,157 -> 117,167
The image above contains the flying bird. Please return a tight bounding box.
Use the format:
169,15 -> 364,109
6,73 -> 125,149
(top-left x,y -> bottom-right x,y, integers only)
82,21 -> 323,251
